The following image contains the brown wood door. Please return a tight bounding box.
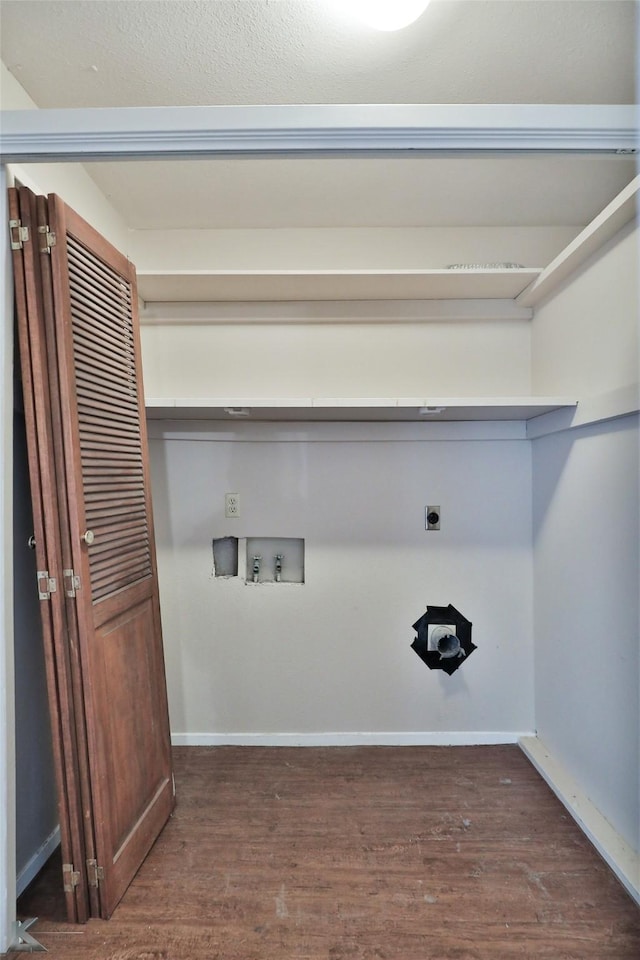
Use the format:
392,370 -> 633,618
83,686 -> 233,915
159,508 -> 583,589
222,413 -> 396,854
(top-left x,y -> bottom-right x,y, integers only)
10,185 -> 174,919
45,194 -> 175,918
10,185 -> 92,923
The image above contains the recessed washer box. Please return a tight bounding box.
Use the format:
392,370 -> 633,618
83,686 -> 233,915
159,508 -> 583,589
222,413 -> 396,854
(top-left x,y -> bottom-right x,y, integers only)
246,537 -> 305,584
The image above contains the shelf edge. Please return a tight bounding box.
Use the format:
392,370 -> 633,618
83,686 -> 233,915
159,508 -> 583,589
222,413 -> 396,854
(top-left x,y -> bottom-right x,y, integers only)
517,176 -> 639,308
139,298 -> 533,324
144,396 -> 578,424
526,383 -> 639,439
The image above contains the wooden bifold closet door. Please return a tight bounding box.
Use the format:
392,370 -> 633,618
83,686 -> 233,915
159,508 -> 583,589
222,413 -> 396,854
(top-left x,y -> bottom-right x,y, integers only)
10,186 -> 174,920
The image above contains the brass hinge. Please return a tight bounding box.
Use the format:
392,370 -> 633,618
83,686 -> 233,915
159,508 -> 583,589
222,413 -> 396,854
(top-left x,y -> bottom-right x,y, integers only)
86,858 -> 104,888
62,862 -> 81,892
36,570 -> 57,601
63,568 -> 81,597
38,224 -> 56,253
9,219 -> 29,250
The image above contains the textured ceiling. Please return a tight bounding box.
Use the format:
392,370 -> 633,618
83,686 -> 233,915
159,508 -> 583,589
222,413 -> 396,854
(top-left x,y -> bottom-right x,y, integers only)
1,1 -> 637,230
2,0 -> 636,107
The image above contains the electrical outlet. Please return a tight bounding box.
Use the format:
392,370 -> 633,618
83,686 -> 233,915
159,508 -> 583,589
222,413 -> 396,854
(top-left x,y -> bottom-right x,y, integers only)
426,505 -> 440,530
225,493 -> 240,518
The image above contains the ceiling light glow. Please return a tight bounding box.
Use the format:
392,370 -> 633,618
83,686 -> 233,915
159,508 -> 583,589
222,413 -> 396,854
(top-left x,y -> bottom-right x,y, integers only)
336,0 -> 430,31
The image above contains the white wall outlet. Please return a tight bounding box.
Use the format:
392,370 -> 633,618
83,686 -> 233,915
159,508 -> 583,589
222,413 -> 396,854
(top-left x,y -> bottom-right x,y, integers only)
225,492 -> 240,518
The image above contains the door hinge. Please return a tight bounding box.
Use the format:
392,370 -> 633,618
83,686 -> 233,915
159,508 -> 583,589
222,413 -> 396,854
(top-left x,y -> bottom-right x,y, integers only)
38,224 -> 56,253
37,570 -> 57,601
86,858 -> 104,888
9,219 -> 29,250
62,862 -> 81,892
63,568 -> 81,597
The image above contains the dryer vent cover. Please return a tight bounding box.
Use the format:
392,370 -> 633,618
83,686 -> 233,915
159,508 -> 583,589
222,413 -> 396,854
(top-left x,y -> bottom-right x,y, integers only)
411,604 -> 476,675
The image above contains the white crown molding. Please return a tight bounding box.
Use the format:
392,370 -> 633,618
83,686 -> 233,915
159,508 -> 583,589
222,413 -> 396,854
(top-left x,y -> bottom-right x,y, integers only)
1,104 -> 638,162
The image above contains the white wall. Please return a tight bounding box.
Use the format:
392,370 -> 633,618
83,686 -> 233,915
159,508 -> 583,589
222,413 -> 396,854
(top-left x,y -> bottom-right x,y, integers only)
131,225 -> 576,273
531,221 -> 638,398
532,416 -> 639,850
141,317 -> 532,400
0,62 -> 130,253
531,221 -> 639,854
13,408 -> 57,892
150,422 -> 534,741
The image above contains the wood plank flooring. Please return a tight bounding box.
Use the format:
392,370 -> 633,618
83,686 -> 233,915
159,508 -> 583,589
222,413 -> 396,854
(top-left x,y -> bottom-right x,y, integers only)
14,745 -> 640,959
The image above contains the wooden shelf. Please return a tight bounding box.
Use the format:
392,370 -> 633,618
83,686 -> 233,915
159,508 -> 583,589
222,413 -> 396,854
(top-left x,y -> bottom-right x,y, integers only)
517,176 -> 638,307
136,179 -> 638,307
137,268 -> 542,304
145,397 -> 577,423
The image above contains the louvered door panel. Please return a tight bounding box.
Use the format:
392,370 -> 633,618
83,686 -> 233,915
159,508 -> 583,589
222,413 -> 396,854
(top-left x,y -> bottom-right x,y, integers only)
66,235 -> 152,604
44,195 -> 174,918
9,186 -> 93,923
10,185 -> 173,921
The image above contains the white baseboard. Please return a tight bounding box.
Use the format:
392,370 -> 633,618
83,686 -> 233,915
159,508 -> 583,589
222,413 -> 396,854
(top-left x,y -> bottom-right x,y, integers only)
171,731 -> 534,748
16,825 -> 60,897
519,736 -> 639,906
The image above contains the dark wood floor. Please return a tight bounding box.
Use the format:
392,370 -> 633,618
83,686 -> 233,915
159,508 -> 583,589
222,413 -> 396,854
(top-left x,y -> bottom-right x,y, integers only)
13,745 -> 640,959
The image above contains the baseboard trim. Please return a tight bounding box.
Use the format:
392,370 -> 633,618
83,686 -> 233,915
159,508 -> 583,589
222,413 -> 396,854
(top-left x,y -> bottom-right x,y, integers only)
16,825 -> 60,897
171,731 -> 533,748
519,736 -> 639,906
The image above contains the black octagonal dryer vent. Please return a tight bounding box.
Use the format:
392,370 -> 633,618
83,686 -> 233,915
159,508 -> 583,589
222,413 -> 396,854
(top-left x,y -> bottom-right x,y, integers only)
411,604 -> 476,675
